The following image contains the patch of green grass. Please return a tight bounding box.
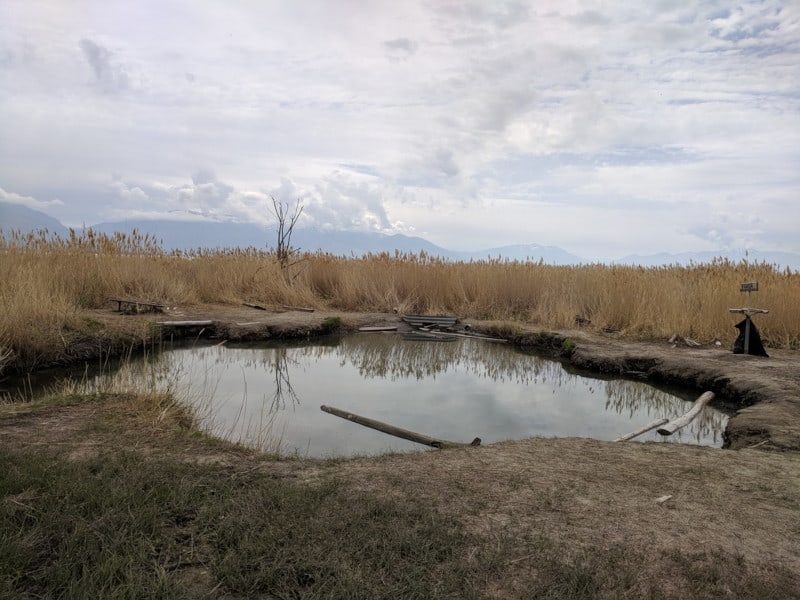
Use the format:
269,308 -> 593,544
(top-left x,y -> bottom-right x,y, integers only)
320,316 -> 342,332
0,448 -> 481,599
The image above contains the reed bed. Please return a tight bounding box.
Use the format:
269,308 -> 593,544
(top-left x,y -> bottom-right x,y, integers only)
1,229 -> 798,368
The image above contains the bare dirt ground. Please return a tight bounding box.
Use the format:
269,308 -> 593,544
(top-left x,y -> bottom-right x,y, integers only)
4,303 -> 800,595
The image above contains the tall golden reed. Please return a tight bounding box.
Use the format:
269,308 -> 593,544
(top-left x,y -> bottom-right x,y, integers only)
1,229 -> 798,366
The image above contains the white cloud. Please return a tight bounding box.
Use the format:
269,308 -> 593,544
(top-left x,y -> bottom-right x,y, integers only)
0,187 -> 63,211
0,0 -> 798,257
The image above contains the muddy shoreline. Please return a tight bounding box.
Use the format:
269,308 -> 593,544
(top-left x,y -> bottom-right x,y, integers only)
10,305 -> 800,453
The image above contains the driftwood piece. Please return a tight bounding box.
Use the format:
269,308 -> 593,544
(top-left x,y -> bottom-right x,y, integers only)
156,320 -> 214,327
431,330 -> 508,343
657,391 -> 715,436
243,302 -> 267,311
110,297 -> 165,313
282,305 -> 315,312
358,326 -> 398,332
320,405 -> 480,449
613,418 -> 670,442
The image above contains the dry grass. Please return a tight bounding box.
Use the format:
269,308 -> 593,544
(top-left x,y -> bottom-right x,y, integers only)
2,229 -> 798,367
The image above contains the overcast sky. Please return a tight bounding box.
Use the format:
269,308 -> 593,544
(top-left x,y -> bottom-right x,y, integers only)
1,1 -> 798,259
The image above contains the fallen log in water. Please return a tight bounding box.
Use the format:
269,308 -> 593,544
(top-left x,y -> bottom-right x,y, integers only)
320,405 -> 480,449
657,391 -> 715,436
613,418 -> 670,442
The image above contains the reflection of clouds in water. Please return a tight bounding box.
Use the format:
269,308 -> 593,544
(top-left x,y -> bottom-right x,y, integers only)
333,337 -> 727,446
161,335 -> 728,452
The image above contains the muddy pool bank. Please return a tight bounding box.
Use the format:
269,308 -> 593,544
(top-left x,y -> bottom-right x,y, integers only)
6,305 -> 800,453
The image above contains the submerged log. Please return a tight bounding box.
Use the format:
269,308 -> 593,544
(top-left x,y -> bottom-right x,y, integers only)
320,405 -> 480,449
358,326 -> 398,332
657,391 -> 715,436
613,418 -> 669,442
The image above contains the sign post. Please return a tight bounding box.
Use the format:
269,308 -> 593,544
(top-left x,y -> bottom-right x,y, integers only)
729,282 -> 768,355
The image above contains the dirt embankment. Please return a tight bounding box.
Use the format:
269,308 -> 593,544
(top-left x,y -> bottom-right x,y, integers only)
22,303 -> 800,453
3,304 -> 800,596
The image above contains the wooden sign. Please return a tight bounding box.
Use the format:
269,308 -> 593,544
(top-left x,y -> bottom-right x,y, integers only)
740,282 -> 758,293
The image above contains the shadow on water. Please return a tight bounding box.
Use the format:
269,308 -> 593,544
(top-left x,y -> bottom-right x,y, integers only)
3,333 -> 732,457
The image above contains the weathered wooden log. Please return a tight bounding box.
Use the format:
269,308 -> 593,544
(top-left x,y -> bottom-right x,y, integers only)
657,391 -> 715,436
157,320 -> 214,327
428,330 -> 508,343
613,418 -> 669,442
320,405 -> 480,449
358,326 -> 398,332
282,305 -> 315,312
243,302 -> 267,310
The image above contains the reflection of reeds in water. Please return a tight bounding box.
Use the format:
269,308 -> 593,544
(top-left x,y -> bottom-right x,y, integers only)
603,379 -> 728,445
334,334 -> 568,384
162,336 -> 728,449
190,336 -> 570,385
159,345 -> 293,454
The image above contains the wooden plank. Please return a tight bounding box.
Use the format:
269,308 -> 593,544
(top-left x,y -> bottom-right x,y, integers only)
282,305 -> 315,312
156,320 -> 214,327
109,297 -> 165,312
320,405 -> 480,449
243,302 -> 267,311
614,418 -> 669,442
657,392 -> 715,436
402,314 -> 458,327
358,326 -> 398,332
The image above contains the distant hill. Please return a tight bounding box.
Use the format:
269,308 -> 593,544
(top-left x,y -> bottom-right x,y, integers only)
0,202 -> 69,237
2,201 -> 798,270
89,220 -> 586,264
473,243 -> 585,265
91,219 -> 273,251
617,250 -> 800,272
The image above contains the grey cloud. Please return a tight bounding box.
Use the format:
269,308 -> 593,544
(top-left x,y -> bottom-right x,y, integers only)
297,174 -> 392,232
433,148 -> 460,178
687,211 -> 769,251
79,38 -> 129,92
431,0 -> 530,44
383,38 -> 418,61
192,168 -> 218,186
565,11 -> 611,27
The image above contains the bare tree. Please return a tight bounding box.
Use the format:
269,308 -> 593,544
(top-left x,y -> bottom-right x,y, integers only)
270,197 -> 303,271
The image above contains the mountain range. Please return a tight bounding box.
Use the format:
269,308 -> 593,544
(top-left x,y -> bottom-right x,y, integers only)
2,201 -> 798,270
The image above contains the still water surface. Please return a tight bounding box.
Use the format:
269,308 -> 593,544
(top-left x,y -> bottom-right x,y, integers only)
147,333 -> 729,457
